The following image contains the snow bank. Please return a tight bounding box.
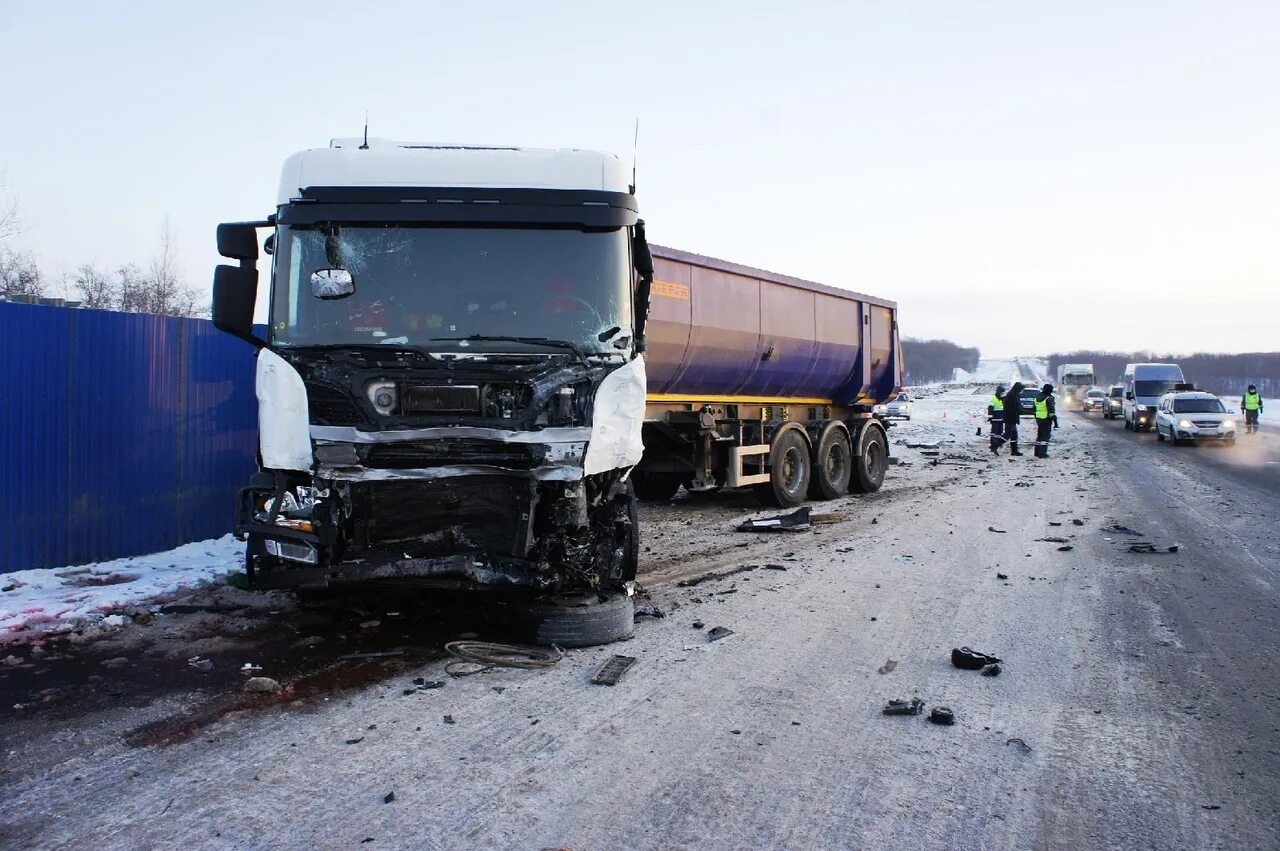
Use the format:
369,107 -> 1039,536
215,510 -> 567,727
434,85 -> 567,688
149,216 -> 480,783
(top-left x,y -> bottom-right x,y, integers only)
0,535 -> 243,645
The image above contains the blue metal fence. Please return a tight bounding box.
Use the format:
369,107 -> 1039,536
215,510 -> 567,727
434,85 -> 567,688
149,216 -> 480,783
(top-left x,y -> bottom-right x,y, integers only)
0,302 -> 260,573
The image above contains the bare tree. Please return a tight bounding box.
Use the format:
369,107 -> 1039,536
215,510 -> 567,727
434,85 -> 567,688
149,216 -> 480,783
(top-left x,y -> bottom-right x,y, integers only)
0,177 -> 20,245
142,218 -> 202,317
74,263 -> 116,308
0,247 -> 43,297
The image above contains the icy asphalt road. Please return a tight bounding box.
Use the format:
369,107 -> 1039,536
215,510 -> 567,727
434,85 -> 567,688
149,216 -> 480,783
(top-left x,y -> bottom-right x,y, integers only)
2,389 -> 1278,850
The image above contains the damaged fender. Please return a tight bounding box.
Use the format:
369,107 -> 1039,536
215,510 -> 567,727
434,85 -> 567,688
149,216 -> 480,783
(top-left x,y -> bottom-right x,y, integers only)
584,356 -> 646,475
256,348 -> 312,472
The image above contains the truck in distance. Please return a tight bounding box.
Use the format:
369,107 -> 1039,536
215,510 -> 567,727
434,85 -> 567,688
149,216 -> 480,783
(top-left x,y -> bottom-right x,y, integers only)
1055,363 -> 1095,408
211,138 -> 900,595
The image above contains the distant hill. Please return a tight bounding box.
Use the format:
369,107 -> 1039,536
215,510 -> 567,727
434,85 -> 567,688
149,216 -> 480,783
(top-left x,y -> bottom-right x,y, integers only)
1045,351 -> 1280,397
902,338 -> 980,385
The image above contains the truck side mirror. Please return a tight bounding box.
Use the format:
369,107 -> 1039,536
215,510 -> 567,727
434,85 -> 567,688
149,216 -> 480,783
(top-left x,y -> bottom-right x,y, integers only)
1125,391 -> 1133,401
213,265 -> 264,347
217,222 -> 260,261
632,220 -> 654,352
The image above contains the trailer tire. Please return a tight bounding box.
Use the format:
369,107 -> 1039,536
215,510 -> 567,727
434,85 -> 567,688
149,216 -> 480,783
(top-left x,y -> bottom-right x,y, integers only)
632,471 -> 682,501
757,429 -> 811,508
809,423 -> 852,500
850,425 -> 888,494
510,591 -> 635,648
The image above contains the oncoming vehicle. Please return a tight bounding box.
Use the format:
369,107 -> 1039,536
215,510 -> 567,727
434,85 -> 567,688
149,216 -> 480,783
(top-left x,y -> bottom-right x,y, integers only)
1056,363 -> 1095,408
1123,362 -> 1185,432
1155,390 -> 1237,446
1081,388 -> 1107,412
1104,384 -> 1124,419
1018,387 -> 1039,415
876,392 -> 912,420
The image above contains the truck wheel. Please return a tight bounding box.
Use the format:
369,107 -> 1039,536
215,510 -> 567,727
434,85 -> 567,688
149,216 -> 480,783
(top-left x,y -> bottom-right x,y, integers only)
850,426 -> 888,493
632,471 -> 682,501
510,591 -> 635,648
809,424 -> 852,500
757,429 -> 811,507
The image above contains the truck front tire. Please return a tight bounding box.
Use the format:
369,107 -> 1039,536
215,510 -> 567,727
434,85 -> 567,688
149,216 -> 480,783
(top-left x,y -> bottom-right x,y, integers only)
632,472 -> 682,501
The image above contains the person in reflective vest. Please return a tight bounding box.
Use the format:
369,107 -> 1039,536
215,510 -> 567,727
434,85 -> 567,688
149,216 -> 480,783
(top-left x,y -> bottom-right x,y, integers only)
988,384 -> 1006,454
1002,382 -> 1025,456
1241,385 -> 1263,434
1033,383 -> 1059,458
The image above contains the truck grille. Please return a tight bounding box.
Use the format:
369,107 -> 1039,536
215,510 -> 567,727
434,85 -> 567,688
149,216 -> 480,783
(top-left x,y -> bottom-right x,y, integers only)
357,480 -> 524,557
401,385 -> 480,414
363,439 -> 547,470
307,383 -> 364,426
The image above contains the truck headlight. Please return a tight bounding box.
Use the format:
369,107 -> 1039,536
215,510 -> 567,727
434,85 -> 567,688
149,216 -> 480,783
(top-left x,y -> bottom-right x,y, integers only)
367,380 -> 397,414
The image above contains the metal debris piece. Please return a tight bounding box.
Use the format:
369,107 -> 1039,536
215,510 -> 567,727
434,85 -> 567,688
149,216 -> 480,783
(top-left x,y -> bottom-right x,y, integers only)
928,706 -> 955,725
810,513 -> 845,525
634,604 -> 665,618
878,659 -> 898,675
1006,737 -> 1032,753
591,654 -> 638,686
882,698 -> 923,716
736,507 -> 812,533
706,626 -> 734,642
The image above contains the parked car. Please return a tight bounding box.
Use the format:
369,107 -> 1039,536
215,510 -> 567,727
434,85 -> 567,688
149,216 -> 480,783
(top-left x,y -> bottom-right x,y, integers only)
876,392 -> 912,420
1154,391 -> 1237,446
1018,387 -> 1039,415
1081,387 -> 1107,412
1104,384 -> 1124,419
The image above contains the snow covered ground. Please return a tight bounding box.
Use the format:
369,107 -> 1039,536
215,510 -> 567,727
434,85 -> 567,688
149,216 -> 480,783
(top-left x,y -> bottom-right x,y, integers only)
0,536 -> 243,646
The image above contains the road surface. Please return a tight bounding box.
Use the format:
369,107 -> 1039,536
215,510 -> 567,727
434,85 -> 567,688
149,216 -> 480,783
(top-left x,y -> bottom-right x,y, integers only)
1,389 -> 1277,850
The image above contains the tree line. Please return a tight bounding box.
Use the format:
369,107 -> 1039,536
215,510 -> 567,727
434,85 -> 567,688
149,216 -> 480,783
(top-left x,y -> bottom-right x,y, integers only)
0,185 -> 204,318
1047,351 -> 1280,398
902,337 -> 981,385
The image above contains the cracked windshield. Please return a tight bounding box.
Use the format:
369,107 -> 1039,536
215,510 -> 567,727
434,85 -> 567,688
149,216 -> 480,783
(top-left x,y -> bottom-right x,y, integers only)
272,225 -> 631,352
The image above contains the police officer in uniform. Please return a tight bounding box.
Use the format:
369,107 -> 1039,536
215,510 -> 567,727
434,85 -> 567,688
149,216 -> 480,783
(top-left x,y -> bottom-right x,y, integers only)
988,384 -> 1006,454
1002,382 -> 1025,456
1241,385 -> 1263,434
1033,383 -> 1059,458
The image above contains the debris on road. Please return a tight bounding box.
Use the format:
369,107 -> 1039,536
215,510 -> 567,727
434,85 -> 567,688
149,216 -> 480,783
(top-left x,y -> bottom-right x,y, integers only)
634,604 -> 665,619
1037,537 -> 1069,543
877,660 -> 898,675
1006,737 -> 1032,754
981,664 -> 1002,677
736,507 -> 812,533
706,626 -> 735,643
243,677 -> 282,694
591,654 -> 637,686
928,706 -> 955,725
677,565 -> 758,587
444,640 -> 563,670
902,440 -> 942,449
691,621 -> 705,630
345,736 -> 364,745
1072,519 -> 1085,526
1104,523 -> 1143,535
383,791 -> 396,804
339,650 -> 406,661
882,698 -> 923,716
1128,543 -> 1179,554
762,564 -> 789,571
951,647 -> 1002,670
1057,545 -> 1074,552
442,715 -> 456,725
239,663 -> 263,673
187,656 -> 213,671
988,527 -> 1007,534
996,573 -> 1009,580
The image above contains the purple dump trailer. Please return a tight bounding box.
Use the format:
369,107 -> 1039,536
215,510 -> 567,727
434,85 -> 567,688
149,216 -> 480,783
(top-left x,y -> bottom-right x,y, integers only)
635,246 -> 902,506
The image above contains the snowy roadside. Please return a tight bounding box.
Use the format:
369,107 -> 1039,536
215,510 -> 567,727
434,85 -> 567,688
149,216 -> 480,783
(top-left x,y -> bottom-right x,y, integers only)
0,536 -> 243,647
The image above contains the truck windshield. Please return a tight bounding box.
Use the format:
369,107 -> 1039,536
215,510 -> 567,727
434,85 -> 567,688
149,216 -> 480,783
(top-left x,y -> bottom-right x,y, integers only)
270,225 -> 631,353
1135,380 -> 1177,398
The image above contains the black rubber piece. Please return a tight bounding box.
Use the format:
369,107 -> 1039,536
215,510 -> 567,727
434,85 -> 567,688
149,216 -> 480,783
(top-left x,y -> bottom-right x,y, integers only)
510,592 -> 635,648
951,647 -> 1002,670
929,706 -> 955,725
591,654 -> 637,685
883,698 -> 923,716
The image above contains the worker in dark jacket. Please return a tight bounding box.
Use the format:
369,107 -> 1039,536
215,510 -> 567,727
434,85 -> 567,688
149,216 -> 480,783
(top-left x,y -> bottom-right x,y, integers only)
1241,385 -> 1263,434
1002,382 -> 1025,456
1033,383 -> 1059,458
988,384 -> 1006,454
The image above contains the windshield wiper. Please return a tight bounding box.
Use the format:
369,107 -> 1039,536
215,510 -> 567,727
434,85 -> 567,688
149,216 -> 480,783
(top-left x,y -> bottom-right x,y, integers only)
429,335 -> 591,367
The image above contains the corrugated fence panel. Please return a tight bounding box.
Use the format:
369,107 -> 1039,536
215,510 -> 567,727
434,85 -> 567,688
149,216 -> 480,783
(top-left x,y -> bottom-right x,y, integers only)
0,303 -> 261,574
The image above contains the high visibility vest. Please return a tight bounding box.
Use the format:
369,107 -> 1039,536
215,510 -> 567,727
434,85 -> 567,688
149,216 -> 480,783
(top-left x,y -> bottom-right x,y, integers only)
1034,397 -> 1050,419
1244,391 -> 1261,411
990,395 -> 1004,411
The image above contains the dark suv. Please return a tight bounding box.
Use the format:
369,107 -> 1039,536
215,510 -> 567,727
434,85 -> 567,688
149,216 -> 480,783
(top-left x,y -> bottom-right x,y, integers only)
1019,388 -> 1039,415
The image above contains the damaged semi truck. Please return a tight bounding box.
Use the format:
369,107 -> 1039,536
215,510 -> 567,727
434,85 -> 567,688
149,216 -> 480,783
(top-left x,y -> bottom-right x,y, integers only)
212,139 -> 901,596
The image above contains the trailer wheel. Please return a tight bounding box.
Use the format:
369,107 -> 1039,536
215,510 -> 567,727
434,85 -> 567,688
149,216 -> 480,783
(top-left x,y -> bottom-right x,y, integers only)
809,423 -> 852,500
757,429 -> 811,507
850,426 -> 888,493
510,591 -> 635,648
632,471 -> 682,501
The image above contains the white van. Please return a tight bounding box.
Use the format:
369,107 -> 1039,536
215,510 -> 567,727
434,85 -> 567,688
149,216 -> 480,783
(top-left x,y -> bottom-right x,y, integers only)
1122,363 -> 1185,432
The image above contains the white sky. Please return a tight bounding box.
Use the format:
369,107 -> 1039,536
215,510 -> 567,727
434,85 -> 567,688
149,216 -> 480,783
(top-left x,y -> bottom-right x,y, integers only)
2,1 -> 1277,357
